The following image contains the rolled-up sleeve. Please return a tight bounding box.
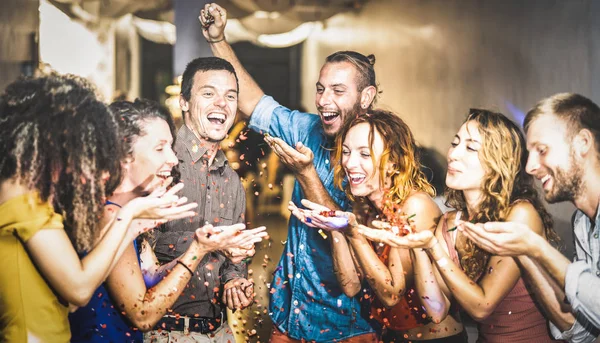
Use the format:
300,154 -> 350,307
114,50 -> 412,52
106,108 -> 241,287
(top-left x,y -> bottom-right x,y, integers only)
249,95 -> 281,135
248,95 -> 321,150
564,260 -> 600,328
220,259 -> 248,285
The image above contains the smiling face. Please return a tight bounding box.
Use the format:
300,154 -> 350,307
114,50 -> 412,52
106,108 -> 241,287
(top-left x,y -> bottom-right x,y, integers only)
525,114 -> 583,203
123,118 -> 178,194
341,122 -> 389,206
315,62 -> 364,137
180,69 -> 238,143
446,121 -> 486,195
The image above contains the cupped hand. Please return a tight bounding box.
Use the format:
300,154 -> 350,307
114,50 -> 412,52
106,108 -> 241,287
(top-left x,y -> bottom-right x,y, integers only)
359,221 -> 436,248
265,136 -> 314,174
194,224 -> 267,255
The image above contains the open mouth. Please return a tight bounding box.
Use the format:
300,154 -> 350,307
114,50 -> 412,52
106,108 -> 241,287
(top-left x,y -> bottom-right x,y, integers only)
207,113 -> 226,125
348,173 -> 366,185
321,111 -> 340,124
540,174 -> 552,190
156,171 -> 171,180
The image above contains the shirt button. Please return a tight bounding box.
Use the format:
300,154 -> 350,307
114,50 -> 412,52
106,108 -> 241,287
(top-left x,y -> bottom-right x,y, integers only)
596,271 -> 600,276
293,300 -> 298,306
594,233 -> 598,239
299,244 -> 304,250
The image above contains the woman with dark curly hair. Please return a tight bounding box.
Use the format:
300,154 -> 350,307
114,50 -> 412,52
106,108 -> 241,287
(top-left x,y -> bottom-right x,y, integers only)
0,75 -> 197,343
290,109 -> 466,342
361,109 -> 561,342
69,99 -> 267,342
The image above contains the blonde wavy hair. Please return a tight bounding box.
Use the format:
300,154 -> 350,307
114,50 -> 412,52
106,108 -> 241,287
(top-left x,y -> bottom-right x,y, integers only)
446,109 -> 558,280
333,109 -> 434,212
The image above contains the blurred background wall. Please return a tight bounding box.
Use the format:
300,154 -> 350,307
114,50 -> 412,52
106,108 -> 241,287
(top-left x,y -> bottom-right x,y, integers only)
297,0 -> 600,257
0,0 -> 39,92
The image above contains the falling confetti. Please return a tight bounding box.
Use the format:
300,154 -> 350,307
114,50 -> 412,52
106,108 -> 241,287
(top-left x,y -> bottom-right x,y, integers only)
318,229 -> 327,239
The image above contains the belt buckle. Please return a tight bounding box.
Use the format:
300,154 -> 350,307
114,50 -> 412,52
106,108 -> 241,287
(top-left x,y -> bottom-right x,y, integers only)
184,316 -> 190,335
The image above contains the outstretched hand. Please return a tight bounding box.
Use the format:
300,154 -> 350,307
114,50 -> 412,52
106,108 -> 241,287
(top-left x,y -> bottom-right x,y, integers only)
124,181 -> 198,236
195,224 -> 268,259
288,199 -> 356,233
359,220 -> 436,248
459,221 -> 536,256
265,136 -> 314,175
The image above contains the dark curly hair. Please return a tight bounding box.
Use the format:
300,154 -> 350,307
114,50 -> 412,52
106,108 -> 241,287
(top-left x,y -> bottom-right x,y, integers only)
109,98 -> 178,248
109,98 -> 176,158
445,109 -> 560,280
0,74 -> 122,253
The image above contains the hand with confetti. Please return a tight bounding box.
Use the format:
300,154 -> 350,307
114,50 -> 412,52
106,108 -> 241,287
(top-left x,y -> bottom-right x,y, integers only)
459,220 -> 539,256
358,222 -> 436,249
199,3 -> 227,43
288,199 -> 357,233
123,181 -> 198,237
222,247 -> 256,264
264,135 -> 314,175
194,224 -> 268,259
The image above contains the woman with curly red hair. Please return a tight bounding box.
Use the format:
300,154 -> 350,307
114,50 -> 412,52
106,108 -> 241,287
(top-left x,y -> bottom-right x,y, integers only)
290,109 -> 466,342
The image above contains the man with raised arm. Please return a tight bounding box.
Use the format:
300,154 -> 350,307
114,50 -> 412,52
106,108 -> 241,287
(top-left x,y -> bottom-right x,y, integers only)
198,4 -> 380,342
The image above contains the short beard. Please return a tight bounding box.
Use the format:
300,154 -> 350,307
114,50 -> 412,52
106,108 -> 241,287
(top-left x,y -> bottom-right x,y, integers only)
341,100 -> 366,127
545,153 -> 584,203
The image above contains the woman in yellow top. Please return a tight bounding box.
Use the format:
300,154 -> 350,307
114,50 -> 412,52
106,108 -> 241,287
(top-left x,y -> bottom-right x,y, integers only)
0,74 -> 197,343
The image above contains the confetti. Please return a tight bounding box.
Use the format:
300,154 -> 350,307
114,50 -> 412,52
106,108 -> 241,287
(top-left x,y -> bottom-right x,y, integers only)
319,210 -> 337,217
448,219 -> 476,232
379,199 -> 417,236
318,229 -> 327,239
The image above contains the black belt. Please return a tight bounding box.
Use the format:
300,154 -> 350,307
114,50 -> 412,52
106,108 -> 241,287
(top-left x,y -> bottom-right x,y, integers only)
153,313 -> 224,334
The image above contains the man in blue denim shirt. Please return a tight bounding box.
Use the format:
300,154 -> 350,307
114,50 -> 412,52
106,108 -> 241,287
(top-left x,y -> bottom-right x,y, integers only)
461,93 -> 600,343
199,3 -> 380,342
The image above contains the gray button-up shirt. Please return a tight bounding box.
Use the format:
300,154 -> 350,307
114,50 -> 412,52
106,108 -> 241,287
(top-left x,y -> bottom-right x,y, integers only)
153,125 -> 247,318
550,204 -> 600,342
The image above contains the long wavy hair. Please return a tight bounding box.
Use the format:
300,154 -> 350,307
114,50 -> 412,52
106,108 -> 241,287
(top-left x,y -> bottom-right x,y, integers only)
445,109 -> 559,280
109,98 -> 176,159
333,109 -> 434,215
0,74 -> 122,253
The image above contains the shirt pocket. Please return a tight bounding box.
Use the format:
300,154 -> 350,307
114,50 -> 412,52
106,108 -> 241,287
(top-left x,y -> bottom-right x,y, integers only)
217,207 -> 235,226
